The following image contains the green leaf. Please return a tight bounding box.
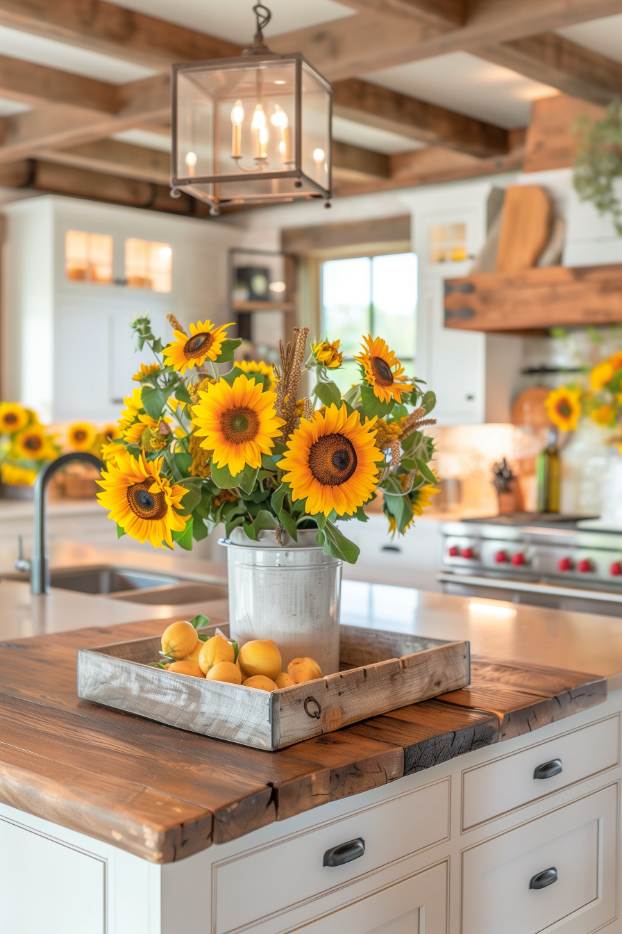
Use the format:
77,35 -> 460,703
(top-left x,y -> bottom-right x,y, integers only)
172,516 -> 194,550
360,383 -> 393,417
216,338 -> 242,363
313,380 -> 341,407
244,509 -> 277,541
142,386 -> 169,420
317,518 -> 360,564
175,384 -> 192,404
192,516 -> 209,542
115,523 -> 126,539
210,461 -> 240,489
238,465 -> 259,495
190,613 -> 210,631
181,485 -> 202,512
421,390 -> 436,415
174,451 -> 192,473
416,459 -> 438,485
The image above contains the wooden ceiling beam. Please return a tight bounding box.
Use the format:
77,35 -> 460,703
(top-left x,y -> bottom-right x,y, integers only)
333,78 -> 509,158
0,0 -> 239,69
478,33 -> 622,107
332,140 -> 391,181
336,0 -> 466,29
38,138 -> 170,183
0,53 -> 118,113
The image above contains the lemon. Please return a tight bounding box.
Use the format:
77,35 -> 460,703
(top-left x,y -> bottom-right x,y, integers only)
206,661 -> 242,685
288,657 -> 323,684
243,675 -> 277,692
167,659 -> 204,678
238,640 -> 281,680
198,634 -> 235,674
275,672 -> 295,688
161,620 -> 198,660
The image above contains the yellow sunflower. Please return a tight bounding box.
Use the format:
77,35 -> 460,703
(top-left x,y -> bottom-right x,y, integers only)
191,374 -> 284,477
123,413 -> 158,445
545,386 -> 582,432
278,403 -> 383,517
163,319 -> 232,374
132,362 -> 160,382
13,425 -> 52,461
591,404 -> 616,427
355,335 -> 413,404
590,360 -> 614,392
312,339 -> 343,369
101,423 -> 120,442
97,450 -> 189,548
387,483 -> 439,534
119,388 -> 144,429
235,359 -> 275,388
0,463 -> 37,486
0,402 -> 29,434
67,421 -> 97,451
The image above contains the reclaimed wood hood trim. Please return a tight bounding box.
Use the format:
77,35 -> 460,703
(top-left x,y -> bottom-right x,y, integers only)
444,264 -> 622,333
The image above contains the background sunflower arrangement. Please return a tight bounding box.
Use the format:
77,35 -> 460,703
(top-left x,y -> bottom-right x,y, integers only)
546,350 -> 622,447
0,402 -> 60,486
97,316 -> 438,563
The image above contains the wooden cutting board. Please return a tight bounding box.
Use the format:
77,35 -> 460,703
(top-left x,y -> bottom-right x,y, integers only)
496,185 -> 552,273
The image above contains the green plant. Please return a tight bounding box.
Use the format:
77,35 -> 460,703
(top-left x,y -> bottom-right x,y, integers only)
574,100 -> 622,235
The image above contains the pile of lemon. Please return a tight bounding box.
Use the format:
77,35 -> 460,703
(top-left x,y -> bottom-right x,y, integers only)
159,619 -> 322,691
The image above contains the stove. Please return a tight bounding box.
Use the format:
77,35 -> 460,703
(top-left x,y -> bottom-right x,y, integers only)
439,513 -> 622,617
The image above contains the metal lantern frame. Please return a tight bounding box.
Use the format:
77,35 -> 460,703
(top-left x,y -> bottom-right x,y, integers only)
171,51 -> 333,213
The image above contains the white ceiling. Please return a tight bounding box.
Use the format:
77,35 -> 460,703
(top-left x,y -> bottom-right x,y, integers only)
114,0 -> 353,43
0,25 -> 153,82
114,128 -> 170,151
332,116 -> 422,154
0,98 -> 29,116
366,52 -> 557,130
557,13 -> 622,64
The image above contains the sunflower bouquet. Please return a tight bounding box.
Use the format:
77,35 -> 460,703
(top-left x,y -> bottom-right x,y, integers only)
546,350 -> 622,446
0,402 -> 60,486
97,316 -> 438,563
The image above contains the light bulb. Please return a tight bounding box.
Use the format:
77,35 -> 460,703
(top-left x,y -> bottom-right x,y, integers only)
230,99 -> 245,126
185,151 -> 198,168
270,105 -> 288,129
251,103 -> 267,130
313,147 -> 325,164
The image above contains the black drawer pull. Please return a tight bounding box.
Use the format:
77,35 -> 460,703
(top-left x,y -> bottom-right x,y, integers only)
381,544 -> 402,553
323,837 -> 365,868
533,758 -> 563,781
529,867 -> 558,890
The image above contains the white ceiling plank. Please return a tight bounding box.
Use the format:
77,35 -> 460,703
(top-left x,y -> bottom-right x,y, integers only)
558,13 -> 622,65
333,116 -> 422,153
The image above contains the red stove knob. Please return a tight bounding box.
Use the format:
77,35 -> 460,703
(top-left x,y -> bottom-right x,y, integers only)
577,558 -> 594,574
558,557 -> 574,573
461,546 -> 475,560
511,552 -> 527,567
495,550 -> 509,564
611,561 -> 622,577
448,545 -> 460,558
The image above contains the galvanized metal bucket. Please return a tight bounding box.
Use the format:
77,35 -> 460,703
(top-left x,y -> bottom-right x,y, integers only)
222,528 -> 342,676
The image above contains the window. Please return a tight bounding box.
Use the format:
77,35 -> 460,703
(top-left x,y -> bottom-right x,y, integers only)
125,239 -> 172,293
65,230 -> 113,284
320,252 -> 417,392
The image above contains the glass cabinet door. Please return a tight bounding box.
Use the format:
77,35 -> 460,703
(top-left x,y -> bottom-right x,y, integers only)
124,239 -> 173,293
64,230 -> 113,284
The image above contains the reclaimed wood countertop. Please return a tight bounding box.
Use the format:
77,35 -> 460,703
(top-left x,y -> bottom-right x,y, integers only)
0,615 -> 606,864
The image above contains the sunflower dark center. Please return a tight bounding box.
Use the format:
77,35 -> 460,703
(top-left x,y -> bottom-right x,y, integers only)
556,400 -> 571,418
4,412 -> 18,425
371,356 -> 394,386
308,433 -> 358,486
184,332 -> 213,359
73,429 -> 87,443
221,407 -> 259,444
127,481 -> 167,520
24,435 -> 43,452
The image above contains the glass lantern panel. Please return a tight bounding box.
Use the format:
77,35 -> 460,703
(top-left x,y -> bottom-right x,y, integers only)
176,59 -> 298,182
185,174 -> 322,207
300,62 -> 331,194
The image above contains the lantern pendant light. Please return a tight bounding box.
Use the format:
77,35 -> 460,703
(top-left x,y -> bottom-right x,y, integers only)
171,2 -> 333,215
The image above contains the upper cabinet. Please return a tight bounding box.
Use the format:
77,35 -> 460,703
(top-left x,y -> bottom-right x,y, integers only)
2,196 -> 242,422
406,183 -> 522,426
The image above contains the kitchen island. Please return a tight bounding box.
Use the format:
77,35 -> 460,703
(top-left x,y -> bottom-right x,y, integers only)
0,562 -> 621,933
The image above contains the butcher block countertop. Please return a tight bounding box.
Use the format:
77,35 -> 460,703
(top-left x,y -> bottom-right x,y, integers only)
0,610 -> 606,864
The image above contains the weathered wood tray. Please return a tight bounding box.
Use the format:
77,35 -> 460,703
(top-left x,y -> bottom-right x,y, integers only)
77,625 -> 470,751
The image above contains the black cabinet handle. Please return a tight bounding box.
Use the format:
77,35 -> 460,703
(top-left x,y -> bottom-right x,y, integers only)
323,837 -> 365,868
529,867 -> 558,890
381,544 -> 402,553
533,758 -> 563,780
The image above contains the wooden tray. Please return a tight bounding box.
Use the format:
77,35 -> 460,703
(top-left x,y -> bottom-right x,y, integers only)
77,625 -> 470,751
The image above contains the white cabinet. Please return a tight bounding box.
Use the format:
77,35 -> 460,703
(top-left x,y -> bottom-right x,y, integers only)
407,183 -> 523,426
462,784 -> 618,934
301,861 -> 448,934
0,813 -> 106,934
2,195 -> 244,421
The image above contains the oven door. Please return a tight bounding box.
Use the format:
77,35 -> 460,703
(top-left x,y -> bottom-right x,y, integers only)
438,572 -> 622,618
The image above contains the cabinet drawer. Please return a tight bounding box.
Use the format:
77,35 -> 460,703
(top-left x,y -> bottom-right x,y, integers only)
300,861 -> 447,934
462,784 -> 617,934
462,715 -> 619,829
213,778 -> 449,933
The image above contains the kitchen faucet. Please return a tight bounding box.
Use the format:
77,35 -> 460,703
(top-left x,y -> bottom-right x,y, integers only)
19,452 -> 103,595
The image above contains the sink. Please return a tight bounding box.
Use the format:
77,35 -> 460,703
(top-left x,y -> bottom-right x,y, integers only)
5,565 -> 228,606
